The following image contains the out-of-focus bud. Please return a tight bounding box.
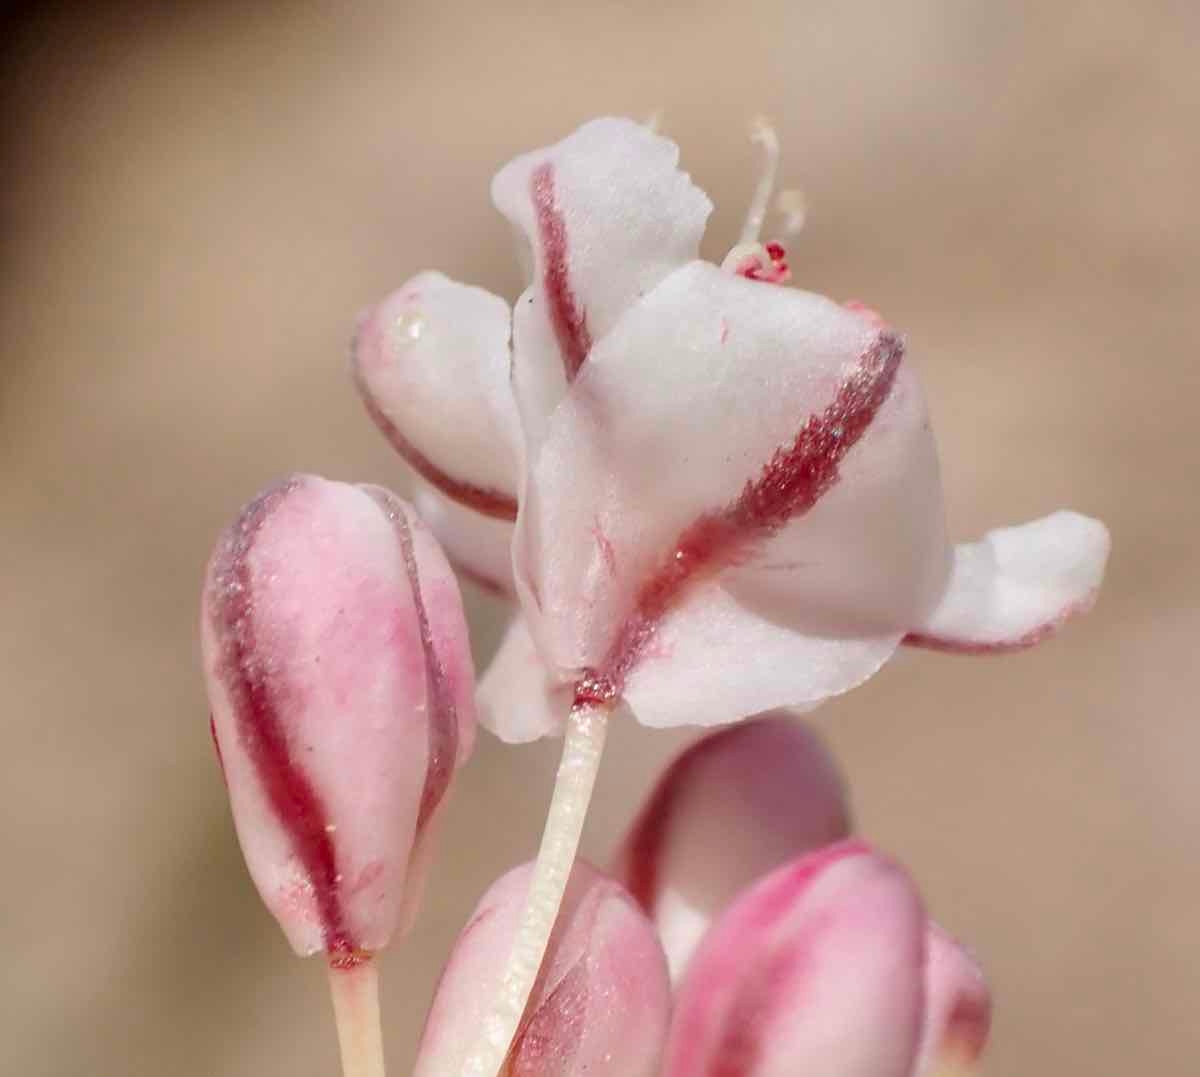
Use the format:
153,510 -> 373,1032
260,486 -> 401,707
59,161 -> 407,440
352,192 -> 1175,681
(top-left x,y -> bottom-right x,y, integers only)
662,840 -> 927,1077
415,860 -> 671,1077
915,925 -> 992,1075
611,714 -> 850,980
200,475 -> 476,961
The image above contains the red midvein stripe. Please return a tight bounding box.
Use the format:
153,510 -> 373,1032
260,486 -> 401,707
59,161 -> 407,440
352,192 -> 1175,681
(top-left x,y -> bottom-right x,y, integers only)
574,332 -> 905,708
350,340 -> 518,522
209,478 -> 354,957
365,488 -> 459,832
532,161 -> 592,380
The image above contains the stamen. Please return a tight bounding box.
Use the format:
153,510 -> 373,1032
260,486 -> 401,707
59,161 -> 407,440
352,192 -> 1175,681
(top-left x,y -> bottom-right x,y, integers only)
739,117 -> 780,245
724,120 -> 795,286
461,701 -> 611,1077
721,240 -> 791,285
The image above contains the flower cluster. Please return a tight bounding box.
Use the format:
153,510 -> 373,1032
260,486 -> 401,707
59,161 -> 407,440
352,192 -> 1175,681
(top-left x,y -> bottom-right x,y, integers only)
200,117 -> 1108,1077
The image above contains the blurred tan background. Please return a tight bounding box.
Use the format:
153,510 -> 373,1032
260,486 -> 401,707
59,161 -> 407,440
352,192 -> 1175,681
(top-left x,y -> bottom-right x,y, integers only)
1,1 -> 1196,1073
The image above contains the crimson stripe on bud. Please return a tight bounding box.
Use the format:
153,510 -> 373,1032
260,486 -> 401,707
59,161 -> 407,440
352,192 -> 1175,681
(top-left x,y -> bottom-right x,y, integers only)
201,476 -> 476,958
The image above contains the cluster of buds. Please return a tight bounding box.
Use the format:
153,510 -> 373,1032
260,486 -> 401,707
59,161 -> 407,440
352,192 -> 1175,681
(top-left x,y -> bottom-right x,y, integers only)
201,117 -> 1108,1076
417,719 -> 989,1077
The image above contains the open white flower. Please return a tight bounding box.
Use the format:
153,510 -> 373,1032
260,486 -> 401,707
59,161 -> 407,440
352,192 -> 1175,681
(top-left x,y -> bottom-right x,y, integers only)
355,117 -> 1108,738
352,116 -> 1109,1076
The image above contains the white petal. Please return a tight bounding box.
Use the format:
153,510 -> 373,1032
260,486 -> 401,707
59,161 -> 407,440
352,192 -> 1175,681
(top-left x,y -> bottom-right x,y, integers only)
493,117 -> 712,442
493,116 -> 711,369
516,262 -> 938,690
904,510 -> 1110,653
623,580 -> 900,729
411,481 -> 515,597
353,271 -> 520,518
477,615 -> 570,743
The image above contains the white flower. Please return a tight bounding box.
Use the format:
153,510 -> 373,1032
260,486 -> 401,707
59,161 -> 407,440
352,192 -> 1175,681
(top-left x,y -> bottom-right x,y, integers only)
353,117 -> 1110,741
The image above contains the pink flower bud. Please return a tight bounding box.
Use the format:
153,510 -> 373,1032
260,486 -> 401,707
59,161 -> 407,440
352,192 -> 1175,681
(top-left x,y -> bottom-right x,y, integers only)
415,861 -> 671,1077
200,476 -> 476,960
915,925 -> 992,1074
611,714 -> 850,979
662,841 -> 927,1077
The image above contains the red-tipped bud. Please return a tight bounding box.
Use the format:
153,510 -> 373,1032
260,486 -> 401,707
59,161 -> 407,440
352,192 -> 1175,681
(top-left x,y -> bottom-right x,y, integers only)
612,714 -> 851,979
200,476 -> 476,960
662,841 -> 927,1077
415,861 -> 671,1077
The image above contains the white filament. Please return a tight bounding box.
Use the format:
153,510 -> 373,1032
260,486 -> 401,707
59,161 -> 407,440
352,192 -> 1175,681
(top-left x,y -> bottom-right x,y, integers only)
739,117 -> 780,245
461,703 -> 610,1077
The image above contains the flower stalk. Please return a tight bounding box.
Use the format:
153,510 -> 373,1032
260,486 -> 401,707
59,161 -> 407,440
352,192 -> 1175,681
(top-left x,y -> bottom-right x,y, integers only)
327,957 -> 386,1077
463,701 -> 610,1077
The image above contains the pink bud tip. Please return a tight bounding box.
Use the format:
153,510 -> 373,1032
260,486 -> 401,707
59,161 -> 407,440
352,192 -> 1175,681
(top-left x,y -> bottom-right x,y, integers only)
415,861 -> 671,1077
662,840 -> 927,1077
612,713 -> 851,979
200,475 -> 476,959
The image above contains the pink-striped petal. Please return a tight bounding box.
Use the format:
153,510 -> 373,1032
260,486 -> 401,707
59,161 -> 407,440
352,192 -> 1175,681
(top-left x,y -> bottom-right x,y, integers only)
492,117 -> 712,446
612,715 -> 851,980
513,262 -> 946,714
903,510 -> 1110,653
352,271 -> 520,520
414,861 -> 670,1077
200,476 -> 476,958
662,841 -> 927,1077
915,925 -> 992,1075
